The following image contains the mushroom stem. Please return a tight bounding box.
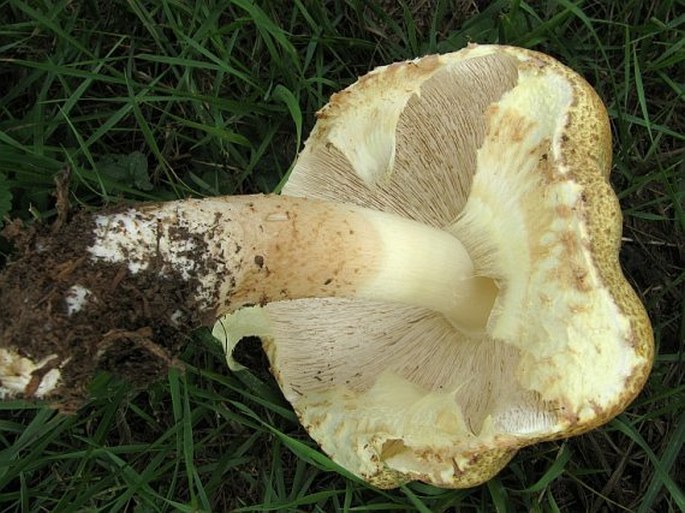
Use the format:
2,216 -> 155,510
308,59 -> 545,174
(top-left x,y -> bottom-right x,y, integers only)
90,194 -> 494,329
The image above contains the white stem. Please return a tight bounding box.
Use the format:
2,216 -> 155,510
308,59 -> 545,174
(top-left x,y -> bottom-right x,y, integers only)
89,195 -> 495,330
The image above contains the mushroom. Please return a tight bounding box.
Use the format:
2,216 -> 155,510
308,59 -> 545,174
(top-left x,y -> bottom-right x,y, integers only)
0,45 -> 652,487
213,45 -> 654,487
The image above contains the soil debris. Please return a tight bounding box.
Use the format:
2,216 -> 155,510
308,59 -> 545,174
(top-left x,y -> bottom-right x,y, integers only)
0,210 -> 204,412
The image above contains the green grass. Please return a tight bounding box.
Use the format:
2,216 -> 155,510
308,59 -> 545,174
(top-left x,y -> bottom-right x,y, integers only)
0,0 -> 683,511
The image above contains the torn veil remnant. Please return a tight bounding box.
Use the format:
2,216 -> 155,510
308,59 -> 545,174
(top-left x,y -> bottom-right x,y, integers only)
0,45 -> 652,487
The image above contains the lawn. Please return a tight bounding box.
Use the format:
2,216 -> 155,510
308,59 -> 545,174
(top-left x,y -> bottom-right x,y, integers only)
0,0 -> 683,511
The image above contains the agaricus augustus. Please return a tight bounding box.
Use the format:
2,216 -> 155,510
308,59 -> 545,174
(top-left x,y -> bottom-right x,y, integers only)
0,45 -> 653,488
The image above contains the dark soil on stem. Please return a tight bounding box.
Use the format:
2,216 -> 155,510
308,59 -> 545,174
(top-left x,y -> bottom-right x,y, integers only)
0,212 -> 203,412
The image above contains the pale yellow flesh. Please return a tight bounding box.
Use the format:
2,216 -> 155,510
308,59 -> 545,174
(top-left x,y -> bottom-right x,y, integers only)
0,349 -> 61,399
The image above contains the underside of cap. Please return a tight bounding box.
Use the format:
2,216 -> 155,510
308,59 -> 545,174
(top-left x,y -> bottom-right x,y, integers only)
214,44 -> 653,488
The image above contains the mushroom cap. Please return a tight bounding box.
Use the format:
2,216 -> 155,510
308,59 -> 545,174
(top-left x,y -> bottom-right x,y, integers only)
213,44 -> 653,488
